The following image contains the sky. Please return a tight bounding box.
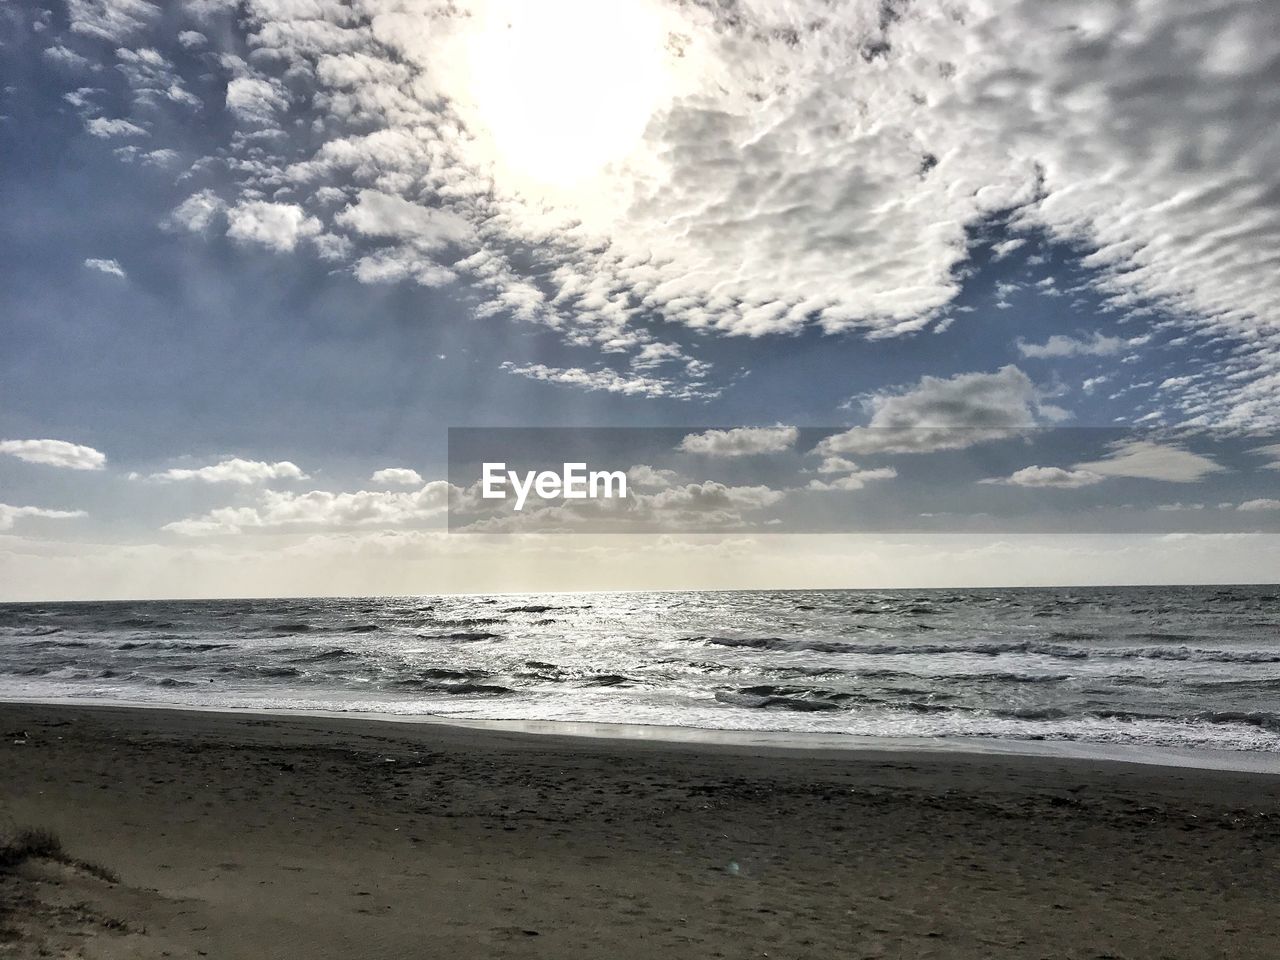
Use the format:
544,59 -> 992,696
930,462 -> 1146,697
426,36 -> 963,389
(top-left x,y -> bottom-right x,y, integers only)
1,0 -> 1278,598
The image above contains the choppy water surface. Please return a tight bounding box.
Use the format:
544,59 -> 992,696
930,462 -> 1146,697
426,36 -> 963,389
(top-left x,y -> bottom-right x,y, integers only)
2,586 -> 1279,751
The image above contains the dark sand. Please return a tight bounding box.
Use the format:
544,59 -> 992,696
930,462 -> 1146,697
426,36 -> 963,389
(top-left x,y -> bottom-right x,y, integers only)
1,702 -> 1278,959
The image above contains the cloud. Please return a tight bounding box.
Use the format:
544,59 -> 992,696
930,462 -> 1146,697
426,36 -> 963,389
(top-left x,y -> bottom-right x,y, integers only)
85,117 -> 148,138
83,257 -> 126,278
224,76 -> 289,126
981,466 -> 1106,489
626,464 -> 679,488
370,467 -> 424,486
991,238 -> 1027,260
1252,443 -> 1280,470
1016,332 -> 1128,359
164,481 -> 454,535
168,189 -> 225,232
39,0 -> 1280,424
816,457 -> 862,474
0,504 -> 87,532
67,0 -> 159,42
499,362 -> 714,401
226,202 -> 322,252
646,482 -> 785,514
44,45 -> 95,71
150,458 -> 307,484
678,426 -> 798,457
807,467 -> 897,492
817,366 -> 1048,456
335,190 -> 473,248
1237,499 -> 1280,512
1073,440 -> 1225,484
0,439 -> 107,470
462,479 -> 786,533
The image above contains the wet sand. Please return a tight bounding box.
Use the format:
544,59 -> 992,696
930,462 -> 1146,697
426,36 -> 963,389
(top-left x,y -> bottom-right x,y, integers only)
1,701 -> 1277,959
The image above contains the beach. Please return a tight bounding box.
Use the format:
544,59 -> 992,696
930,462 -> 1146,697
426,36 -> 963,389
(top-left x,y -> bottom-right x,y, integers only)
2,702 -> 1277,959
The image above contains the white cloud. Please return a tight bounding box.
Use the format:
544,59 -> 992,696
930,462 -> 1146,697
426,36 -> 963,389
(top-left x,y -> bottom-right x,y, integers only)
1073,440 -> 1225,484
991,238 -> 1027,260
335,190 -> 473,248
168,189 -> 224,232
499,362 -> 714,401
0,504 -> 87,532
1237,499 -> 1280,512
164,481 -> 455,535
816,456 -> 862,474
226,202 -> 322,252
0,439 -> 106,470
981,466 -> 1105,489
67,0 -> 159,42
44,45 -> 95,71
467,479 -> 786,533
807,467 -> 897,492
1252,443 -> 1280,470
646,482 -> 785,514
224,76 -> 289,125
1016,332 -> 1128,359
678,426 -> 798,457
84,257 -> 126,278
630,342 -> 685,371
85,117 -> 147,138
626,464 -> 679,488
370,467 -> 424,486
150,458 -> 307,484
818,366 -> 1048,456
46,0 -> 1280,424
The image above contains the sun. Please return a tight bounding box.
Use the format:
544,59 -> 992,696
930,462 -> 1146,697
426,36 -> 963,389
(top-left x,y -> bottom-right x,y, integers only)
454,0 -> 673,192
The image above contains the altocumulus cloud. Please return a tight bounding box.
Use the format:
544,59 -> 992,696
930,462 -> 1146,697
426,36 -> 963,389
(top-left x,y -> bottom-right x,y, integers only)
150,458 -> 308,484
817,366 -> 1059,457
33,0 -> 1280,423
1073,441 -> 1225,484
370,467 -> 424,486
0,439 -> 107,470
163,481 -> 455,535
0,504 -> 87,531
981,467 -> 1106,489
83,257 -> 126,278
678,427 -> 798,457
1016,333 -> 1136,360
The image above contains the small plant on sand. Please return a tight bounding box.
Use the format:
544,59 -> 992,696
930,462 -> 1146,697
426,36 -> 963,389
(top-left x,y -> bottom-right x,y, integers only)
0,827 -> 118,883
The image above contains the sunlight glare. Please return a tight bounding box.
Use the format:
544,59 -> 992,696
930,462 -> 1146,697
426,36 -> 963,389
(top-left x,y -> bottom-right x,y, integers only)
459,0 -> 671,191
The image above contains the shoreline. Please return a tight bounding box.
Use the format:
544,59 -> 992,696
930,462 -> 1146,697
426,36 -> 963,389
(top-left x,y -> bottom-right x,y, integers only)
3,693 -> 1278,775
4,700 -> 1280,958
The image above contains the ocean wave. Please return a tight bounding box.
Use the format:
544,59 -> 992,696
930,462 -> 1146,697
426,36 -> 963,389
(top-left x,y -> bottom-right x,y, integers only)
215,664 -> 304,679
291,648 -> 359,663
117,641 -> 234,652
686,635 -> 1280,664
995,707 -> 1280,734
715,690 -> 844,712
392,679 -> 512,696
414,668 -> 489,681
578,674 -> 641,687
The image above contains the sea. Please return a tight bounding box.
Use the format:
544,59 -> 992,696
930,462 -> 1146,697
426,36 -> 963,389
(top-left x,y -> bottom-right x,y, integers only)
3,585 -> 1279,754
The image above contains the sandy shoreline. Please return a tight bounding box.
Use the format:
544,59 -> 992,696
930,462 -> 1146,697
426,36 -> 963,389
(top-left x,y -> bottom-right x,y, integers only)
3,702 -> 1278,958
7,695 -> 1279,774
